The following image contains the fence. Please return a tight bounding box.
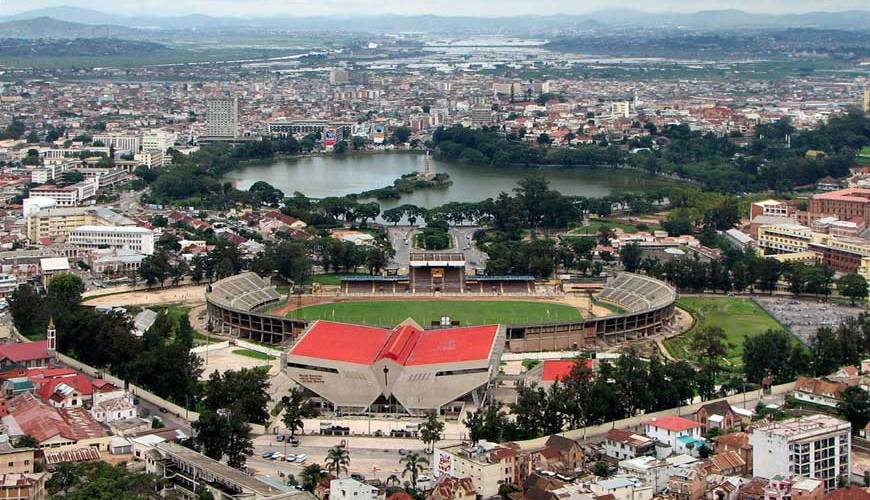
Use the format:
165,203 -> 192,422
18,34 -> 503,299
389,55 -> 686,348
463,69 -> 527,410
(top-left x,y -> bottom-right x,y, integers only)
513,381 -> 795,449
55,352 -> 201,423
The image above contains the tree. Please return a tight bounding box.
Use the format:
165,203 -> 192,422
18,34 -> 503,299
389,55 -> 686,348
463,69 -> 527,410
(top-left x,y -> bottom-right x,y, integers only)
333,141 -> 349,154
390,126 -> 412,145
47,273 -> 85,310
13,435 -> 38,448
46,462 -> 80,495
743,329 -> 804,384
839,274 -> 869,305
325,446 -> 350,477
275,387 -> 320,437
201,368 -> 271,425
352,136 -> 366,150
419,412 -> 445,452
691,326 -> 727,400
192,407 -> 253,468
594,460 -> 610,478
620,243 -> 643,273
839,386 -> 870,432
300,464 -> 328,492
400,452 -> 429,489
8,284 -> 46,339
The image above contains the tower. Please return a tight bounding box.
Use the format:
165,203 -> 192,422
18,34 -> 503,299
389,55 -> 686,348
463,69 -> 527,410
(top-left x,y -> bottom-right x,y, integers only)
47,317 -> 56,353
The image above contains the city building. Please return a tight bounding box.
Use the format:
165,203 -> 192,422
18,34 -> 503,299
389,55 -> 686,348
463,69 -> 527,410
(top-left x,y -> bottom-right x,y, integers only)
282,319 -> 503,413
25,206 -> 135,242
329,69 -> 350,85
793,377 -> 847,408
205,97 -> 239,138
145,441 -> 313,499
757,224 -> 812,254
141,129 -> 177,153
67,226 -> 155,255
433,441 -> 516,497
0,472 -> 46,500
611,101 -> 631,118
28,179 -> 98,207
134,150 -> 166,168
603,428 -> 655,460
0,440 -> 35,475
807,233 -> 870,274
330,478 -> 381,500
749,414 -> 851,490
92,133 -> 141,153
809,188 -> 870,223
642,416 -> 704,457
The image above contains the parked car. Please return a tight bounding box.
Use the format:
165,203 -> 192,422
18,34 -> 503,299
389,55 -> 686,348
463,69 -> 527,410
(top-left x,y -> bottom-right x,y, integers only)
285,455 -> 297,462
277,435 -> 285,442
398,449 -> 408,456
270,453 -> 283,461
262,451 -> 275,459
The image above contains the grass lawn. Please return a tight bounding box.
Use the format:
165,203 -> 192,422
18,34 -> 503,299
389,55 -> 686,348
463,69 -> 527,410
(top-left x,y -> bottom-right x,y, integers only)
664,297 -> 784,370
287,300 -> 582,327
568,219 -> 661,236
232,349 -> 276,361
858,146 -> 870,165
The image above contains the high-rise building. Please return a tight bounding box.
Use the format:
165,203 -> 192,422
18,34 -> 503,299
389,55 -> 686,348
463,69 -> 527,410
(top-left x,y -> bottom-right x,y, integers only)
329,69 -> 350,85
92,133 -> 141,153
749,414 -> 850,491
611,101 -> 631,118
205,97 -> 239,138
864,89 -> 870,114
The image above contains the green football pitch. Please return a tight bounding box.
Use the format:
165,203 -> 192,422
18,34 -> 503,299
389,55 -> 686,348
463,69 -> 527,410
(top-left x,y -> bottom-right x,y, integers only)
286,300 -> 582,327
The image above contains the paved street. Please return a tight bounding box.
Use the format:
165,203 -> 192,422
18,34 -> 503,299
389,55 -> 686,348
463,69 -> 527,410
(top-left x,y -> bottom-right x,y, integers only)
386,225 -> 487,272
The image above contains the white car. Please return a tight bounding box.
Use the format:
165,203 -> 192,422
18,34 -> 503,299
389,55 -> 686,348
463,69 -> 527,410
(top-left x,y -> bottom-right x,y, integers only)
271,453 -> 283,461
285,454 -> 297,462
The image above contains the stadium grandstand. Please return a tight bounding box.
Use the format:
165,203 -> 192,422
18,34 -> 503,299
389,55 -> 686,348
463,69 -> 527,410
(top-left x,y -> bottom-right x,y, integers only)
281,319 -> 504,414
339,252 -> 535,295
205,272 -> 307,343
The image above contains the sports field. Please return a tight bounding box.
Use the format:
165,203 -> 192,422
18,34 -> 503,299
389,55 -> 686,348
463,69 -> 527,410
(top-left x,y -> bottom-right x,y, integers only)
664,297 -> 784,369
286,300 -> 582,327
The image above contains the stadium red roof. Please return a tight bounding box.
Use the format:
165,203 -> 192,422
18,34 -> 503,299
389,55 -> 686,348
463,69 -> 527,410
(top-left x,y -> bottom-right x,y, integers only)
289,321 -> 392,364
401,325 -> 498,366
540,359 -> 594,382
644,415 -> 702,432
289,321 -> 499,366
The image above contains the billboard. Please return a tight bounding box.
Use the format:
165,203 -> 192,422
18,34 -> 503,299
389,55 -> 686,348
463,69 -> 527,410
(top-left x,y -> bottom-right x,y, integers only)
324,127 -> 338,149
373,124 -> 386,144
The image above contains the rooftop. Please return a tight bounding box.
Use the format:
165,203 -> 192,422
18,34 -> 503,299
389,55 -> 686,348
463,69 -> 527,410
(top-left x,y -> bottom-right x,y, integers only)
289,320 -> 499,366
644,415 -> 702,432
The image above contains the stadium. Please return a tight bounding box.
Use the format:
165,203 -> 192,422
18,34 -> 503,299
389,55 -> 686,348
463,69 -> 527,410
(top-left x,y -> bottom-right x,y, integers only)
205,269 -> 676,414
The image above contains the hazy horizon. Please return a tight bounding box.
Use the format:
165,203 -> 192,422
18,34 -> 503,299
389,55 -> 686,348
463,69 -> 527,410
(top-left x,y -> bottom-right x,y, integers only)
2,0 -> 870,19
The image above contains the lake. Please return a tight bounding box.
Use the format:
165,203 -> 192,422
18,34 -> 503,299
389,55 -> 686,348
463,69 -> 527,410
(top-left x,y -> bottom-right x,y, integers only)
222,152 -> 671,209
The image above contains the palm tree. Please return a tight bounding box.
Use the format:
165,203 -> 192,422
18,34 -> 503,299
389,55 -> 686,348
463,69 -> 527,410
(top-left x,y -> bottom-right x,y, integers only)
400,452 -> 429,489
325,446 -> 350,477
386,474 -> 401,487
299,463 -> 328,492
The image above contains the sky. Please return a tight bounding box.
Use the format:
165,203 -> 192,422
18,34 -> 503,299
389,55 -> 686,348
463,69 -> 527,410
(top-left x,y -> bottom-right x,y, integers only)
1,0 -> 869,17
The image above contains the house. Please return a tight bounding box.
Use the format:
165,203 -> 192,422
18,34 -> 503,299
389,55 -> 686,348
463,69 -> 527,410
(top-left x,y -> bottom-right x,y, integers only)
543,435 -> 584,472
704,450 -> 747,476
706,475 -> 746,500
589,475 -> 653,500
793,376 -> 847,408
1,393 -> 109,451
617,456 -> 669,494
714,432 -> 753,471
693,401 -> 743,433
604,428 -> 655,460
791,478 -> 824,500
90,396 -> 137,424
739,477 -> 793,500
429,476 -> 476,500
824,487 -> 870,500
0,341 -> 53,370
667,465 -> 706,500
643,416 -> 704,457
0,473 -> 46,499
330,478 -> 381,500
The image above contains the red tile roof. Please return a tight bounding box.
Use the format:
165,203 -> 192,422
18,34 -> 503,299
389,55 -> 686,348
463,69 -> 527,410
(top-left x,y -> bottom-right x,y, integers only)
0,341 -> 49,363
289,320 -> 499,366
644,415 -> 702,432
541,359 -> 593,382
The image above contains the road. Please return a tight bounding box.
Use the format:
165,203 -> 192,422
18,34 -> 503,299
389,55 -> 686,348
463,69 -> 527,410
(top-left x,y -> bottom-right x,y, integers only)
249,433 -> 433,481
386,225 -> 487,272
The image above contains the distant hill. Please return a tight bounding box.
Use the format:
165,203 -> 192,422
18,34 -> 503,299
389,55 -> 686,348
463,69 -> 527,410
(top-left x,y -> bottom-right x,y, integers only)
1,7 -> 869,32
0,37 -> 170,57
0,17 -> 146,39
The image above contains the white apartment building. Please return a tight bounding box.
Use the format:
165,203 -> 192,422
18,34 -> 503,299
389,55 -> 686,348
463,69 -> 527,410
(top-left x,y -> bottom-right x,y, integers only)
749,414 -> 851,491
28,179 -> 98,207
612,101 -> 631,118
134,150 -> 166,168
142,130 -> 177,153
68,226 -> 155,255
618,457 -> 670,494
93,134 -> 141,153
330,478 -> 380,500
757,224 -> 812,254
642,416 -> 704,457
206,97 -> 239,138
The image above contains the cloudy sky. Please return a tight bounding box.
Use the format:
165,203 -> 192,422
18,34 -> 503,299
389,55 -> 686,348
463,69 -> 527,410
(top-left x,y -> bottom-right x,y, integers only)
1,0 -> 868,17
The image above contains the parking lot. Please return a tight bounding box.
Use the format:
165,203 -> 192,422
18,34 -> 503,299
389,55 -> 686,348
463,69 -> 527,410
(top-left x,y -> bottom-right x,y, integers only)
754,296 -> 864,345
